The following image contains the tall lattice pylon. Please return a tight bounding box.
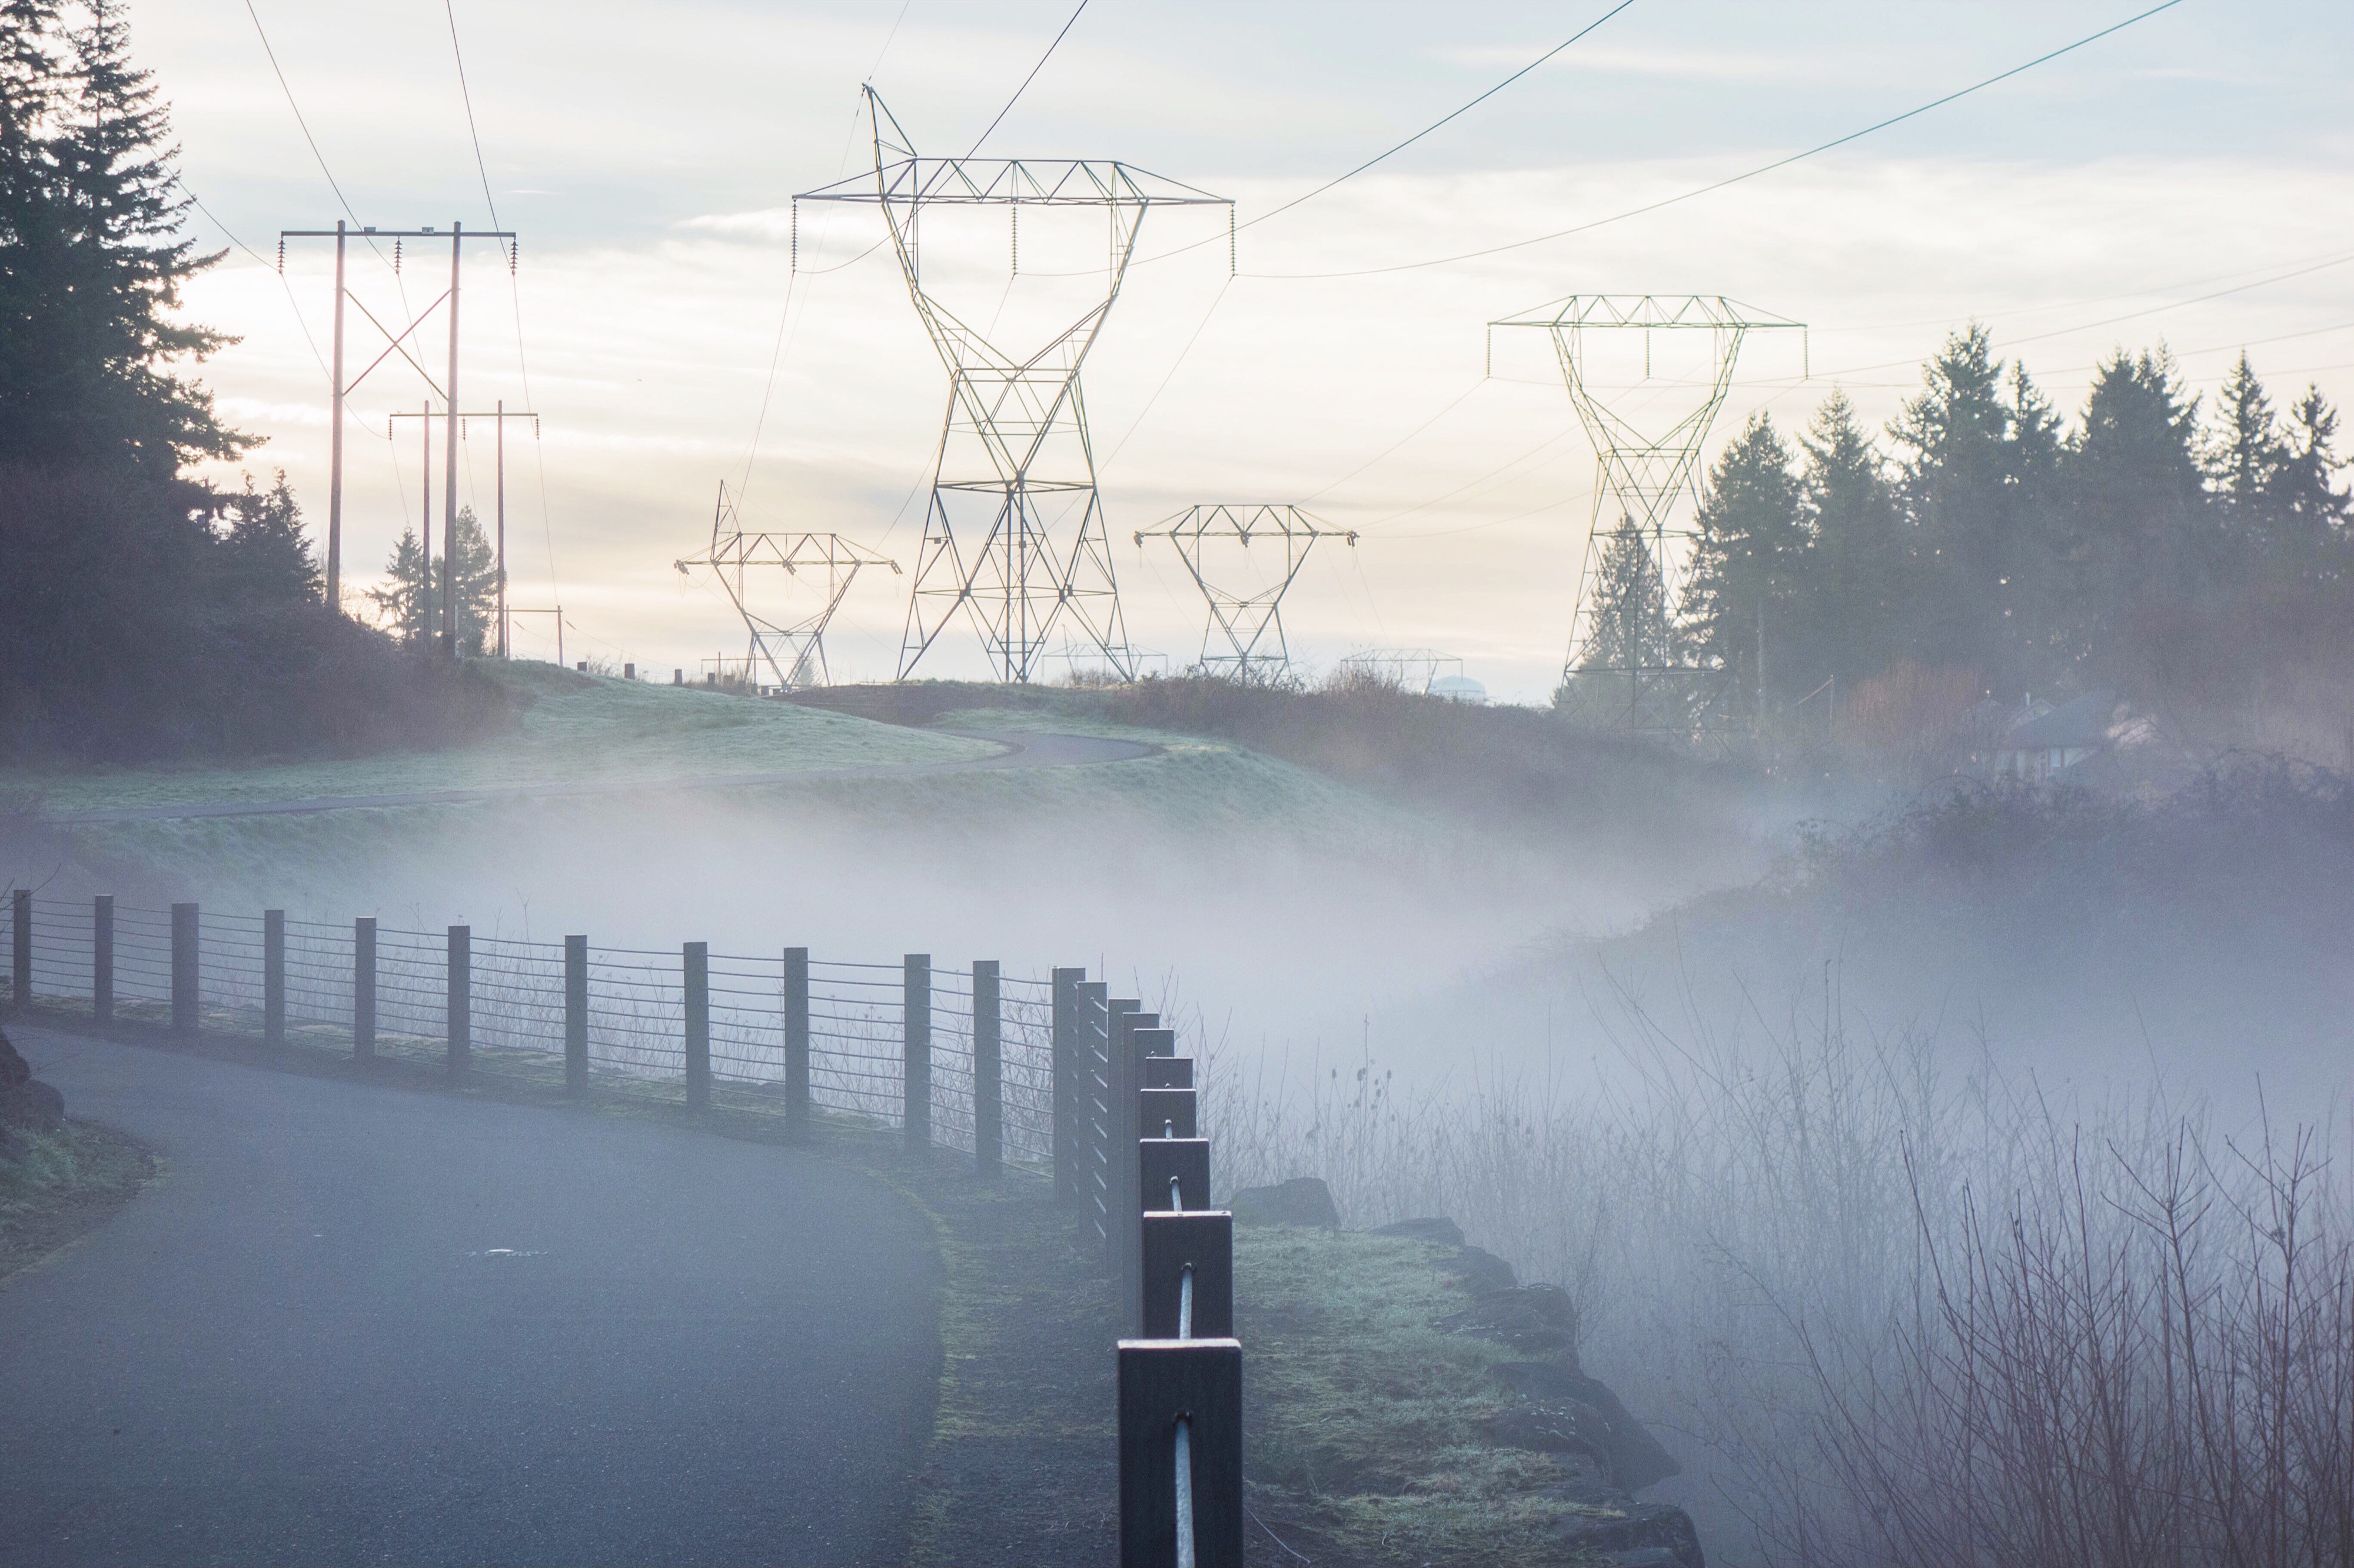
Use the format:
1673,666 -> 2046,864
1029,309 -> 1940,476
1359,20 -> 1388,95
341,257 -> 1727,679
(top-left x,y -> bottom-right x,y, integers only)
1488,295 -> 1803,739
1135,505 -> 1355,681
796,91 -> 1232,683
674,482 -> 900,690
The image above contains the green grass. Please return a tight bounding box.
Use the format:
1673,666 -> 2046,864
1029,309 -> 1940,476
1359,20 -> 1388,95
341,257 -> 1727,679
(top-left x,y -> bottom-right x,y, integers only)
1,1117 -> 155,1281
3,661 -> 999,813
1239,1227 -> 1626,1566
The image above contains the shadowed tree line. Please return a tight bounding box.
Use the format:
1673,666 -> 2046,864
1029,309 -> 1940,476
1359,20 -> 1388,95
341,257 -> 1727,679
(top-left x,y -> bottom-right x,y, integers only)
0,1 -> 505,761
1598,327 -> 2352,749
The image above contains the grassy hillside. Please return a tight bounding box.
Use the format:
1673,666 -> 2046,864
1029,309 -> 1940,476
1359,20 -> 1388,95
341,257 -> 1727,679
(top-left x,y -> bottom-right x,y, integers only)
2,663 -> 999,814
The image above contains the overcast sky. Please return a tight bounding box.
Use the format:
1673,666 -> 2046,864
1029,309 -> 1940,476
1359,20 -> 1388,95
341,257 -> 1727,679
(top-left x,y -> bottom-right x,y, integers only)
147,0 -> 2353,699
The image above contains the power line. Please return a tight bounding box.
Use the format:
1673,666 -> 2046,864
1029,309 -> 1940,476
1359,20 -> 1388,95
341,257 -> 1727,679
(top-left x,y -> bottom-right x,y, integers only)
965,0 -> 1089,159
439,0 -> 558,609
173,177 -> 330,381
1245,1 -> 1636,237
242,0 -> 360,224
1248,0 -> 2189,281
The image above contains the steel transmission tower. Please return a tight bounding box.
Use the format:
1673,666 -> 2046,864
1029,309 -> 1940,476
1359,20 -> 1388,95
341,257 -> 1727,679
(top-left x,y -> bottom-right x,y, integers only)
796,91 -> 1231,683
1135,505 -> 1355,681
673,483 -> 900,690
1488,295 -> 1802,740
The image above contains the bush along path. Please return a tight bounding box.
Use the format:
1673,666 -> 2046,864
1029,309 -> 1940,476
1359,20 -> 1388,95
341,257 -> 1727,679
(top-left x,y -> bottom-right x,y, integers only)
1228,1181 -> 1704,1568
0,1026 -> 154,1283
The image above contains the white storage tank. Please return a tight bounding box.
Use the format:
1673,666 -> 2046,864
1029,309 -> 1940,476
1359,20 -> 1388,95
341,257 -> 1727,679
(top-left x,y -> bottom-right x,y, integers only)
1428,674 -> 1488,704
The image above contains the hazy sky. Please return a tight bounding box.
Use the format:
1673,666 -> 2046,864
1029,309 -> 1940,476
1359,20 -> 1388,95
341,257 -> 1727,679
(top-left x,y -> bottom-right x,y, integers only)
147,1 -> 2353,700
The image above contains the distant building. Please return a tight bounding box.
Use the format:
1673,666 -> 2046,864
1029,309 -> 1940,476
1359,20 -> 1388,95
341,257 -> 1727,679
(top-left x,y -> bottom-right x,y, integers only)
1428,674 -> 1488,704
1991,691 -> 2166,784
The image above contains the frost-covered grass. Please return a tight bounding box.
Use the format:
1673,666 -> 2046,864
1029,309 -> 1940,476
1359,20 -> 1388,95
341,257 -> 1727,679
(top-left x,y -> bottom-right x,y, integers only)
4,661 -> 998,813
1237,1227 -> 1592,1564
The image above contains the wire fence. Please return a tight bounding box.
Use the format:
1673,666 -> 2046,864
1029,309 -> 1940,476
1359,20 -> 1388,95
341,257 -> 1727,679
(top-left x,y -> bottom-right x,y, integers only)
4,894 -> 1058,1167
7,887 -> 1244,1563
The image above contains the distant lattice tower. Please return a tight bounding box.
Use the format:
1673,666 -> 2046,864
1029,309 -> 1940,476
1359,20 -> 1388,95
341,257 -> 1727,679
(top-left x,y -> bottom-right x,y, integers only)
1488,295 -> 1803,740
673,482 -> 899,691
1135,505 -> 1356,681
797,91 -> 1232,684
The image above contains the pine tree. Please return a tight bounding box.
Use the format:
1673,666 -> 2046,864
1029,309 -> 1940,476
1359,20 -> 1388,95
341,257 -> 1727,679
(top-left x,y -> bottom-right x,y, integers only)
2060,346 -> 2212,680
1685,411 -> 1803,707
1578,517 -> 1671,674
367,507 -> 503,654
0,0 -> 248,474
218,469 -> 320,605
2269,386 -> 2352,580
1890,325 -> 2037,691
1795,389 -> 1908,698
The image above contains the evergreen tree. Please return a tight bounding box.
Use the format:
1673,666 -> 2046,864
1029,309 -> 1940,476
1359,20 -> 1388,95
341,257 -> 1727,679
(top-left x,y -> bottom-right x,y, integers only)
0,0 -> 248,474
2060,347 -> 2212,681
1795,389 -> 1909,698
1685,411 -> 1803,708
2269,385 -> 2352,579
1889,325 -> 2044,692
218,469 -> 320,605
367,507 -> 503,654
1581,518 -> 1671,673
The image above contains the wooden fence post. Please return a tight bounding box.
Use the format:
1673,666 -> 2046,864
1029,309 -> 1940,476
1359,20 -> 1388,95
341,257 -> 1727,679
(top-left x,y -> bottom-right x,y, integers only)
354,918 -> 375,1058
1079,981 -> 1112,1248
973,960 -> 1002,1177
8,889 -> 27,1013
446,925 -> 470,1080
171,903 -> 198,1035
684,941 -> 710,1111
564,936 -> 588,1094
903,953 -> 930,1150
92,896 -> 113,1024
1052,966 -> 1085,1201
263,909 -> 286,1046
783,947 -> 810,1136
1117,1339 -> 1244,1568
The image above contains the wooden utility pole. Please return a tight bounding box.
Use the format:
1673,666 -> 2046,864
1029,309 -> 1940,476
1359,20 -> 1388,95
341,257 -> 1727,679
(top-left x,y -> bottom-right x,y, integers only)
441,222 -> 463,658
327,221 -> 346,608
277,221 -> 517,627
391,407 -> 537,657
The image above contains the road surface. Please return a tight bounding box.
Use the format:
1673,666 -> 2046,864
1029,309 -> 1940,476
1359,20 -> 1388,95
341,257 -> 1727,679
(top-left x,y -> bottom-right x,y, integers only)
45,729 -> 1158,824
0,1023 -> 942,1566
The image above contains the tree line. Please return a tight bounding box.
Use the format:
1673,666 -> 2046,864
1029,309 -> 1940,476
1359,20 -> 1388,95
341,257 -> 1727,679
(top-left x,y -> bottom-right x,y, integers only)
0,1 -> 504,760
1642,327 -> 2352,741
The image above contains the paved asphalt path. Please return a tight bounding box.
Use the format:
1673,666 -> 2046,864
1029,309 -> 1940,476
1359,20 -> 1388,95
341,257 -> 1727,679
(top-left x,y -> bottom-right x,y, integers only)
46,730 -> 1157,824
0,1024 -> 942,1567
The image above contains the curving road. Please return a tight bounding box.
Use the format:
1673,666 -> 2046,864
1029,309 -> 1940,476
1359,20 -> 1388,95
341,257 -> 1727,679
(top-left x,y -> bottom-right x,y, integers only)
42,730 -> 1156,825
0,1024 -> 942,1567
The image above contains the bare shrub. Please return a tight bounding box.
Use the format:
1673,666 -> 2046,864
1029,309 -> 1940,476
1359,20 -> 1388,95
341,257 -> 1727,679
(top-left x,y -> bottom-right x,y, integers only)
1197,992 -> 2354,1566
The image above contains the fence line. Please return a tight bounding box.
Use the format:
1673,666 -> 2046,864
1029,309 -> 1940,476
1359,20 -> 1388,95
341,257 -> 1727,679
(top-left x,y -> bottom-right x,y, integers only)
2,895 -> 1059,1168
5,890 -> 1245,1566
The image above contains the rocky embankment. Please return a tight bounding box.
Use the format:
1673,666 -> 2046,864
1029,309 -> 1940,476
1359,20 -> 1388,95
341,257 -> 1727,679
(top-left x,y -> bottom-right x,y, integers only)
1231,1177 -> 1703,1568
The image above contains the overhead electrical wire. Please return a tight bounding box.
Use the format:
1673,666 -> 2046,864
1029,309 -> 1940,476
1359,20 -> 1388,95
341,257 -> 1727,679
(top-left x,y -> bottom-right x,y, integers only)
965,0 -> 1089,159
1229,0 -> 1639,247
1244,0 -> 2190,280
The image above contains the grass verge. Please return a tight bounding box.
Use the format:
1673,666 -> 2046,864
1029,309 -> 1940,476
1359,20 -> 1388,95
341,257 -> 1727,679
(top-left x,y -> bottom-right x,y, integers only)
0,1117 -> 155,1283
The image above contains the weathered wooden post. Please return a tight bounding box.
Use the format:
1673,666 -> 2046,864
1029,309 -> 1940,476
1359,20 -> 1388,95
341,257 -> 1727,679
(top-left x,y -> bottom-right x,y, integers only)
353,917 -> 376,1058
1052,966 -> 1085,1201
92,896 -> 114,1024
263,909 -> 287,1046
1110,1004 -> 1153,1326
973,960 -> 1002,1177
1079,980 -> 1113,1249
8,888 -> 27,1013
563,936 -> 588,1094
1140,1137 -> 1211,1217
1117,1338 -> 1244,1568
903,953 -> 931,1150
684,941 -> 710,1111
783,946 -> 810,1136
446,924 -> 471,1080
170,902 -> 198,1035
